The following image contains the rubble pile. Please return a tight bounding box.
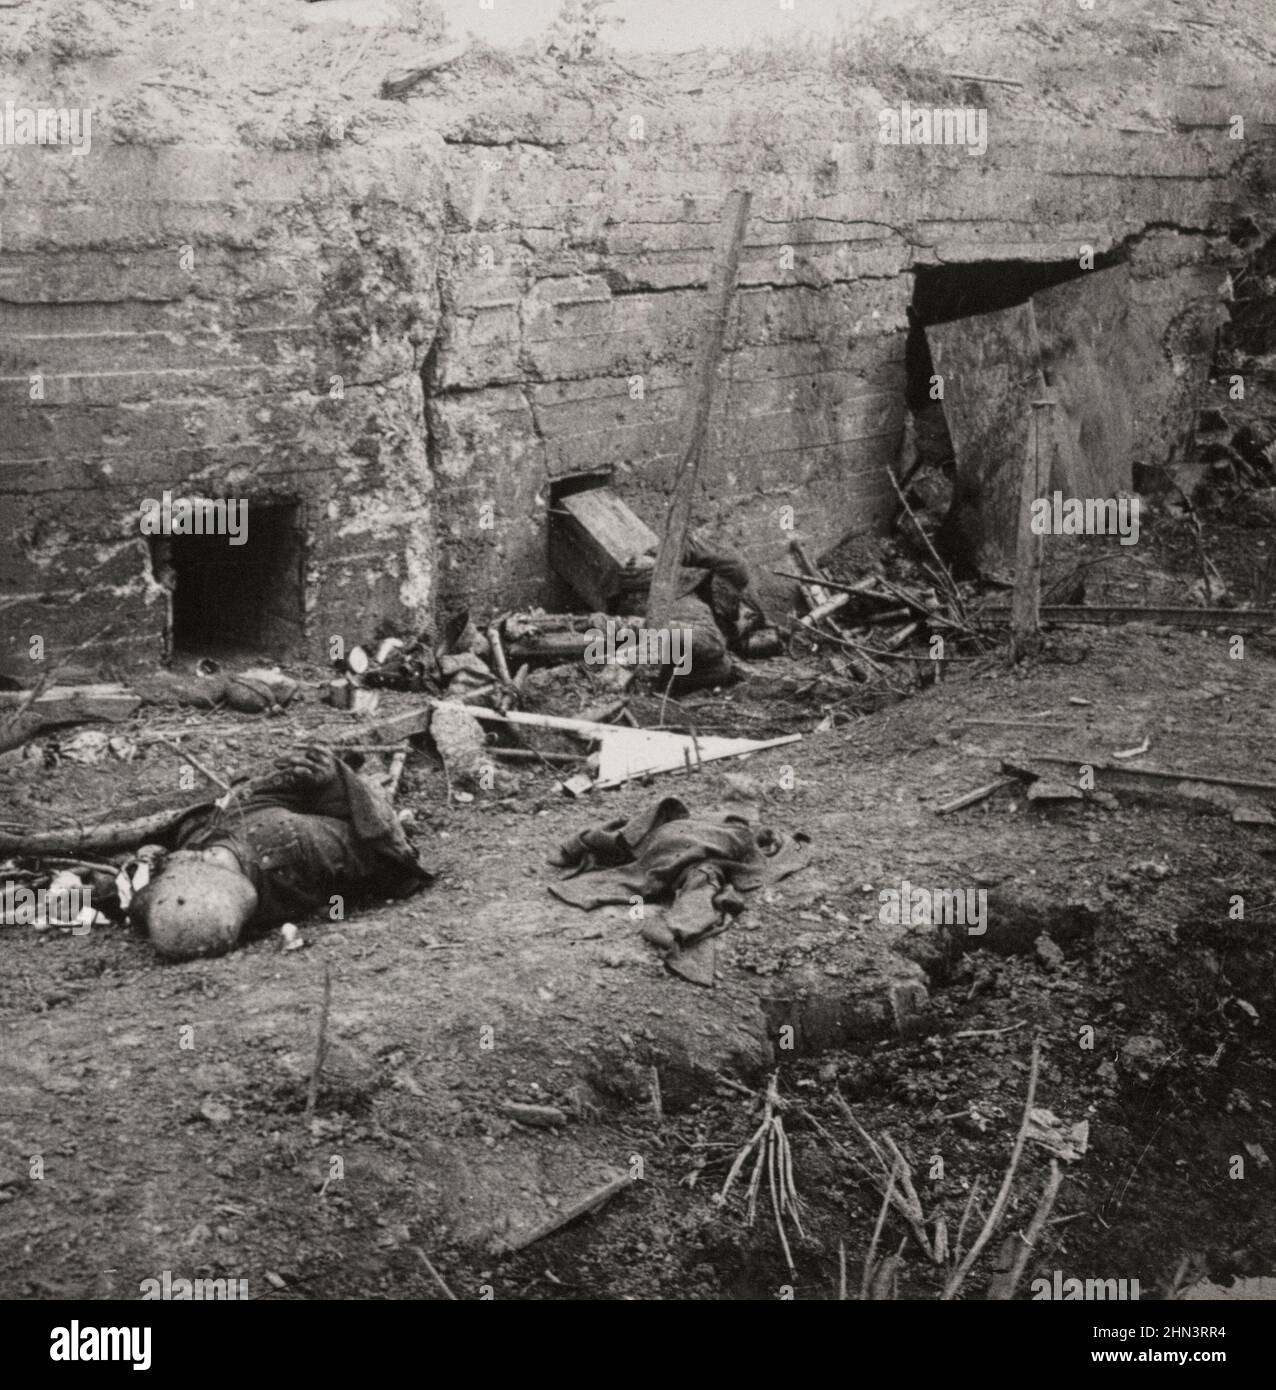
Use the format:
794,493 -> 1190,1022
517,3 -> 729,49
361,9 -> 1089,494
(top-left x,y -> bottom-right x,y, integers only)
787,532 -> 990,690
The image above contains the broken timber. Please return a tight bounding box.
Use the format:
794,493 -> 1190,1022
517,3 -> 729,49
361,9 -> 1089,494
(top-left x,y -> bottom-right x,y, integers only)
984,605 -> 1276,631
0,717 -> 426,855
592,727 -> 801,789
1007,756 -> 1276,804
328,706 -> 433,747
0,803 -> 206,857
646,189 -> 751,626
490,1170 -> 634,1255
934,778 -> 1016,815
0,684 -> 140,734
1011,401 -> 1053,657
434,701 -> 800,790
549,487 -> 658,610
791,540 -> 855,624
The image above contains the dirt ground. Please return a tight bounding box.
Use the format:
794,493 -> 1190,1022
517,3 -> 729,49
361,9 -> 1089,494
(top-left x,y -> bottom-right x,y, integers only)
2,509 -> 1275,1301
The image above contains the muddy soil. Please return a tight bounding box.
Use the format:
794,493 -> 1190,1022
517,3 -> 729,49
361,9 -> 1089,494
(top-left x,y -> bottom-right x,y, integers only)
2,515 -> 1275,1300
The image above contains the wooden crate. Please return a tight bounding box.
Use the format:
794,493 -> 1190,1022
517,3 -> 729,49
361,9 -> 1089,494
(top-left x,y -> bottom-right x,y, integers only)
549,487 -> 658,610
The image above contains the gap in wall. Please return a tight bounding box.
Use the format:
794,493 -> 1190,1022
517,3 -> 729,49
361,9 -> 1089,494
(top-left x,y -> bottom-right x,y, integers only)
902,254 -> 1124,577
905,253 -> 1124,409
156,500 -> 305,659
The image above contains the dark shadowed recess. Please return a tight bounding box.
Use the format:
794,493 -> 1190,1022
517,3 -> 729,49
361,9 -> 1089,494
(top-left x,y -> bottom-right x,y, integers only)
905,253 -> 1123,409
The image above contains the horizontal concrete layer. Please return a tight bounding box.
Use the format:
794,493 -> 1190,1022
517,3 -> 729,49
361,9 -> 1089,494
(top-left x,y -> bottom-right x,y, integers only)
0,52 -> 1246,655
0,325 -> 319,375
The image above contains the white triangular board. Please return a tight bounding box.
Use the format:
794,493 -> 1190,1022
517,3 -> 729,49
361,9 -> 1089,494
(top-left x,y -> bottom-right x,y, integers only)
594,729 -> 801,789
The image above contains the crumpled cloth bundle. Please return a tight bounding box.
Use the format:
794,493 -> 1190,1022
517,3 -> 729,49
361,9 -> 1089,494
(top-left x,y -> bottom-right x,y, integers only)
547,796 -> 809,984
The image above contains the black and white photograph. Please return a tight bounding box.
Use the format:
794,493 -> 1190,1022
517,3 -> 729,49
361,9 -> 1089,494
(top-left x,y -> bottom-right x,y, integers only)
0,0 -> 1273,1344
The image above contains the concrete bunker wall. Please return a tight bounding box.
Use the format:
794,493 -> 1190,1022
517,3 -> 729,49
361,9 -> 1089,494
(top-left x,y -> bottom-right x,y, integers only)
0,136 -> 445,673
0,59 -> 1245,671
428,92 -> 1235,616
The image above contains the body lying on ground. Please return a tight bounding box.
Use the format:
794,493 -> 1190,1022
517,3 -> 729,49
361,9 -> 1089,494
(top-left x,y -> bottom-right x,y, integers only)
132,747 -> 433,962
659,535 -> 773,687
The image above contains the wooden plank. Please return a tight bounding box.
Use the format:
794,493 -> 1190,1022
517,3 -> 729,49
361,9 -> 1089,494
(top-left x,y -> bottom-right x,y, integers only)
934,778 -> 1016,815
437,700 -> 802,789
646,190 -> 751,624
983,605 -> 1276,629
930,266 -> 1181,575
1021,755 -> 1276,801
0,684 -> 132,703
927,301 -> 1046,572
491,1170 -> 633,1255
505,632 -> 592,663
594,729 -> 802,788
0,684 -> 141,734
328,706 -> 433,747
1011,401 -> 1053,654
436,702 -> 612,737
1032,266 -> 1160,502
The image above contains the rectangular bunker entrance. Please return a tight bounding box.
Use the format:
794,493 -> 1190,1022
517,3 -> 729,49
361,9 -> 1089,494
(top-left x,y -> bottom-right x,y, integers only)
150,500 -> 306,659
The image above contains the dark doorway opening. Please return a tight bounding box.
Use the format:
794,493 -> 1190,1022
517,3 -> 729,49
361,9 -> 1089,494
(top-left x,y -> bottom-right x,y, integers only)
905,254 -> 1123,409
155,500 -> 305,658
548,470 -> 613,504
901,254 -> 1124,577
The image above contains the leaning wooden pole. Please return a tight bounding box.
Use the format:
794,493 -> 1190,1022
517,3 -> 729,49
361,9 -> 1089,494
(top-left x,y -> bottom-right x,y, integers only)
645,189 -> 751,625
1011,399 -> 1054,658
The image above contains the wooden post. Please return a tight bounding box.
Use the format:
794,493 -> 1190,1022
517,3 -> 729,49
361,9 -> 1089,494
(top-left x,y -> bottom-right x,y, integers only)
645,189 -> 751,625
1011,400 -> 1054,657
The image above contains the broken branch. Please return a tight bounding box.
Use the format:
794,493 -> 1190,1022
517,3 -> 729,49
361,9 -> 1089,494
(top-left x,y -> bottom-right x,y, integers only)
941,1038 -> 1041,1300
304,963 -> 333,1122
153,734 -> 232,794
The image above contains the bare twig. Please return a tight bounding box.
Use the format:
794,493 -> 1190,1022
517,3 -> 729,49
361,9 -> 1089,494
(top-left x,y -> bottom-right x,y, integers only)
952,1177 -> 983,1266
767,1124 -> 794,1273
952,1021 -> 1028,1040
831,1093 -> 937,1261
804,1093 -> 966,1267
34,854 -> 122,876
713,1071 -> 761,1101
946,70 -> 1024,87
942,1038 -> 1042,1299
885,466 -> 967,622
935,779 -> 1016,816
289,743 -> 408,754
993,1160 -> 1063,1300
719,1113 -> 769,1201
875,576 -> 973,635
412,1246 -> 459,1301
153,734 -> 232,794
1041,551 -> 1121,604
716,1072 -> 803,1274
304,964 -> 333,1121
862,1159 -> 900,1300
